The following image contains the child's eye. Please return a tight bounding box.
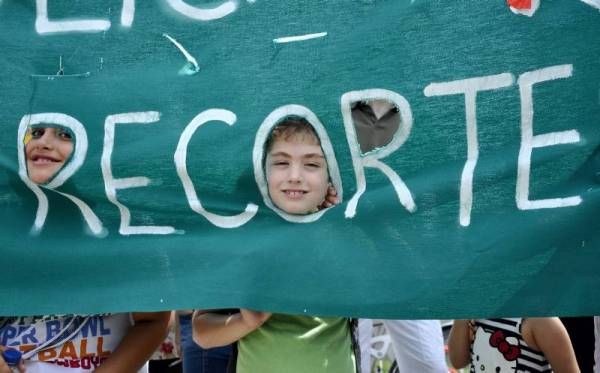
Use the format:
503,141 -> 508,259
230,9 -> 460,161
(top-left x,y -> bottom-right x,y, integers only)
272,160 -> 289,166
57,129 -> 72,141
30,128 -> 45,139
305,162 -> 322,168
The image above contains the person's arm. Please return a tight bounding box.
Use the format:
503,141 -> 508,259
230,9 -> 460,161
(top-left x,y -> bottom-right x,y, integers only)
95,311 -> 170,373
193,309 -> 271,349
174,311 -> 182,359
447,320 -> 473,369
524,318 -> 580,373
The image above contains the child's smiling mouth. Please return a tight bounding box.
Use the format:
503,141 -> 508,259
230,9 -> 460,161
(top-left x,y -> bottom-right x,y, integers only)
283,189 -> 307,199
30,154 -> 61,164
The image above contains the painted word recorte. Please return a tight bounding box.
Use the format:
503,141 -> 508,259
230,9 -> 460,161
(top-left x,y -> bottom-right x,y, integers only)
17,64 -> 583,236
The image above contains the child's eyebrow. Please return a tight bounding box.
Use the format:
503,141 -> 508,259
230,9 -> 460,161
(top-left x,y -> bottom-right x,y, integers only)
268,151 -> 292,158
302,153 -> 325,159
268,152 -> 325,159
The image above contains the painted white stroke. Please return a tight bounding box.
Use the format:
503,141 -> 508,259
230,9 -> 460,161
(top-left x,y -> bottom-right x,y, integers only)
580,0 -> 600,10
516,64 -> 582,210
340,89 -> 416,219
35,0 -> 110,34
175,109 -> 258,228
424,73 -> 515,227
102,112 -> 177,235
273,32 -> 328,44
121,0 -> 135,27
17,113 -> 104,236
163,33 -> 200,73
165,0 -> 238,21
252,104 -> 343,223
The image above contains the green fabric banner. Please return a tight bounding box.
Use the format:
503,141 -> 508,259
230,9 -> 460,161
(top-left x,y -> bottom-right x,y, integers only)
0,0 -> 599,318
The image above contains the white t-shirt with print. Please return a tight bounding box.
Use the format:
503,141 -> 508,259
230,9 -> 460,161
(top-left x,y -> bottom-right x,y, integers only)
0,314 -> 147,373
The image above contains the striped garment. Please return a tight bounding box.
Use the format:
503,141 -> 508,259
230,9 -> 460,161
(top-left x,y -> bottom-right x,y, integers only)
470,318 -> 551,373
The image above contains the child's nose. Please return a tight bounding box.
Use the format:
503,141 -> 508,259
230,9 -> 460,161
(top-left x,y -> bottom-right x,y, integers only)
288,164 -> 302,182
38,132 -> 54,148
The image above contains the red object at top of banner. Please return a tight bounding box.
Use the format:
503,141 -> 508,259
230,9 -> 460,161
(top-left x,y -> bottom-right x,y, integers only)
507,0 -> 532,9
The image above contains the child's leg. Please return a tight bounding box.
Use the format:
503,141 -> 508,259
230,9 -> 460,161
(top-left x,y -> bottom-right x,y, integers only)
384,320 -> 447,373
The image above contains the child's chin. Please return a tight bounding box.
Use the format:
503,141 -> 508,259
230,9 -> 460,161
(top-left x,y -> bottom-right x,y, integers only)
273,202 -> 311,215
285,206 -> 319,216
29,172 -> 53,185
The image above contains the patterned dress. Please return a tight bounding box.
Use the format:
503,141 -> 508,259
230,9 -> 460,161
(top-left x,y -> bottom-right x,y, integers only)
470,318 -> 551,373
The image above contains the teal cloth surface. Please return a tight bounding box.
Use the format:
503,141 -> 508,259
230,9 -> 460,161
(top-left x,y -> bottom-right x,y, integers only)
0,1 -> 598,318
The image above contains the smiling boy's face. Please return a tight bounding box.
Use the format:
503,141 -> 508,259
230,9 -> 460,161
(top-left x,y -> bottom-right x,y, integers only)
266,134 -> 329,215
25,126 -> 73,184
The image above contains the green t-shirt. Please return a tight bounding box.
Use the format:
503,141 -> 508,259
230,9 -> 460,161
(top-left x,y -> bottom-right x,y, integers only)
237,314 -> 356,373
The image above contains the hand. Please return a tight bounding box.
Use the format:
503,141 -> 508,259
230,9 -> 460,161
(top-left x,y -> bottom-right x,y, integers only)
0,347 -> 26,373
319,184 -> 339,210
239,309 -> 271,331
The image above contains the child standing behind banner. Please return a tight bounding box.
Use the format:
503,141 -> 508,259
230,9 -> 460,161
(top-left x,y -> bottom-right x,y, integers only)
192,117 -> 357,373
0,125 -> 170,373
448,318 -> 580,373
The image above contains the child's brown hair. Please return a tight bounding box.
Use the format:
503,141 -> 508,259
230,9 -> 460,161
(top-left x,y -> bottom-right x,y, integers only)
264,116 -> 321,155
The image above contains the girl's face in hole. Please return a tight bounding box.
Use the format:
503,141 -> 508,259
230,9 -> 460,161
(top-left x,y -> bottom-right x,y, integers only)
25,126 -> 73,184
266,134 -> 329,215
